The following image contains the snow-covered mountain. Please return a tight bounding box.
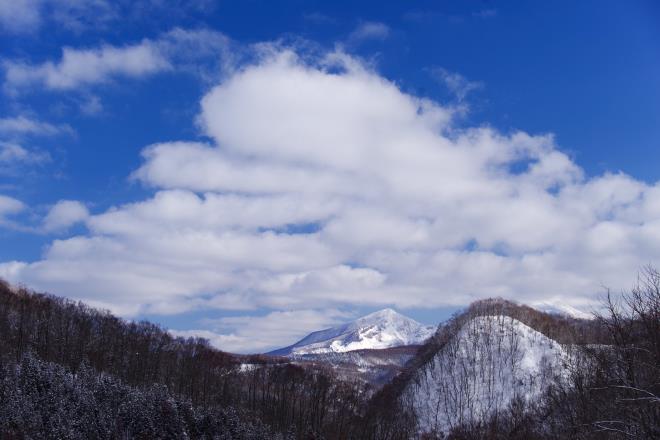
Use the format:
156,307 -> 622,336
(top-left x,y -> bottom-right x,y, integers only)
401,314 -> 571,435
269,308 -> 435,356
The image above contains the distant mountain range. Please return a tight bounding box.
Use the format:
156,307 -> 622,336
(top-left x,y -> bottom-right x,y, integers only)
268,308 -> 435,356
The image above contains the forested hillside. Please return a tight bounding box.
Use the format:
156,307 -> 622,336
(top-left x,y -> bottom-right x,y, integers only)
0,353 -> 275,439
0,280 -> 368,439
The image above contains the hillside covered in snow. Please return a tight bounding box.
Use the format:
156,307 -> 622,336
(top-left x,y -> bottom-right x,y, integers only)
402,314 -> 571,436
363,290 -> 660,440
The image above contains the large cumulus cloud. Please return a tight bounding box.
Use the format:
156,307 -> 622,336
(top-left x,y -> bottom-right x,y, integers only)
2,48 -> 659,352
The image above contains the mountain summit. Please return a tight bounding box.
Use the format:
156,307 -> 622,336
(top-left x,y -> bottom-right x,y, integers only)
268,308 -> 435,356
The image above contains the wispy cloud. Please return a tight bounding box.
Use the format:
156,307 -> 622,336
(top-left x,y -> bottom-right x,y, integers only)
3,28 -> 233,94
0,116 -> 73,137
0,194 -> 25,228
0,0 -> 213,35
4,42 -> 170,92
348,21 -> 390,43
79,95 -> 103,116
0,142 -> 31,163
0,141 -> 50,166
302,12 -> 336,25
472,9 -> 497,19
0,115 -> 68,184
404,8 -> 497,24
431,67 -> 483,102
0,0 -> 41,34
0,0 -> 116,35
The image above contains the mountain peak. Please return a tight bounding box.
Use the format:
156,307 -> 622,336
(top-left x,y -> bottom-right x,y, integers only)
268,308 -> 435,356
360,307 -> 399,320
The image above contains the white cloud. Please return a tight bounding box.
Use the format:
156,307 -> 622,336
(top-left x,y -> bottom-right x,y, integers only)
0,195 -> 24,214
0,261 -> 27,281
158,28 -> 232,67
48,0 -> 118,33
0,141 -> 50,171
79,95 -> 103,115
4,28 -> 233,94
2,48 -> 659,352
432,67 -> 483,102
348,21 -> 390,43
42,200 -> 89,232
0,116 -> 67,173
0,116 -> 72,136
0,194 -> 25,226
0,0 -> 41,33
0,0 -> 117,34
0,0 -> 212,35
0,142 -> 31,163
0,0 -> 40,34
4,41 -> 170,92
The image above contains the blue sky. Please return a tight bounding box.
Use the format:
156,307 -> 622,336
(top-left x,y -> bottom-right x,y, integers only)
0,0 -> 659,353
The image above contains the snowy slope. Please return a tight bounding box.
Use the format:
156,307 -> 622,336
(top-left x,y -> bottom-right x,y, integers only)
403,315 -> 570,436
269,308 -> 435,356
532,301 -> 594,320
